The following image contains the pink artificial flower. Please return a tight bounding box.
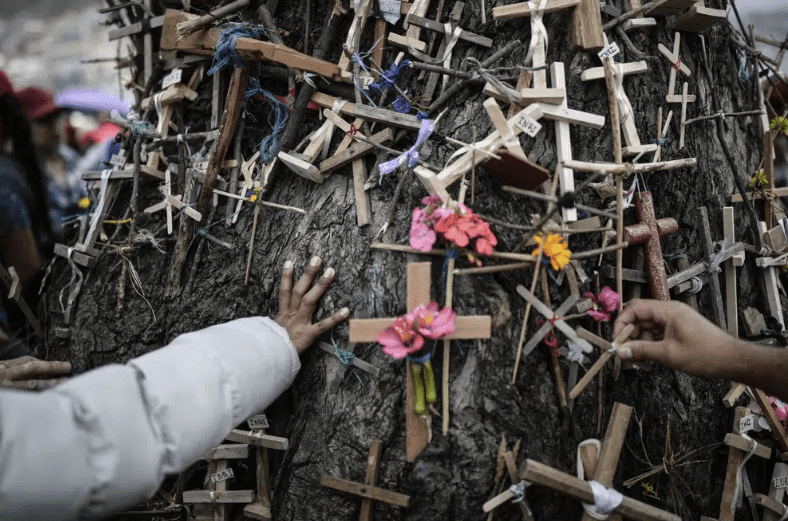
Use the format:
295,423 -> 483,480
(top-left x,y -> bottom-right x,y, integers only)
422,195 -> 444,207
435,213 -> 470,248
475,236 -> 496,256
584,286 -> 621,322
412,302 -> 456,339
410,207 -> 437,252
769,397 -> 788,422
378,314 -> 425,359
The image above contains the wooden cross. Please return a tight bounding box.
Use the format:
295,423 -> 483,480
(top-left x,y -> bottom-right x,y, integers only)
321,439 -> 411,518
0,265 -> 43,338
419,2 -> 467,106
493,0 -> 581,91
758,221 -> 786,330
243,414 -> 274,520
318,341 -> 380,393
514,286 -> 594,390
699,407 -> 772,521
518,459 -> 680,521
388,0 -> 433,54
310,92 -> 423,131
160,10 -> 342,80
569,324 -> 634,400
578,402 -> 632,521
581,54 -> 657,157
348,262 -> 492,461
622,191 -> 679,301
620,0 -> 656,32
482,450 -> 534,520
339,0 -> 375,81
657,32 -> 695,148
755,462 -> 788,521
480,98 -> 550,191
185,442 -> 255,520
674,1 -> 725,33
683,206 -> 728,329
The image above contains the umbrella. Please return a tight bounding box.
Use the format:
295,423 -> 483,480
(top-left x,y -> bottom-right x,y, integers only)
56,88 -> 130,116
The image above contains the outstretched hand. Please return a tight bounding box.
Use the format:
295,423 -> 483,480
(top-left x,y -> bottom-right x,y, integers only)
0,356 -> 71,390
275,256 -> 349,354
613,299 -> 741,378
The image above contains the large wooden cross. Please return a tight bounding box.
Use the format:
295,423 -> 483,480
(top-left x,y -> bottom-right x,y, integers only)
349,262 -> 491,461
622,191 -> 679,301
185,442 -> 255,520
320,439 -> 411,518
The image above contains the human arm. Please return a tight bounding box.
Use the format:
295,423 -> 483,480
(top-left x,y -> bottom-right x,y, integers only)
0,257 -> 345,520
614,299 -> 788,402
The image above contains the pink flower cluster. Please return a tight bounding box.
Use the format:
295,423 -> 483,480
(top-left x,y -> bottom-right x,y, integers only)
583,287 -> 621,322
410,196 -> 497,257
377,303 -> 457,359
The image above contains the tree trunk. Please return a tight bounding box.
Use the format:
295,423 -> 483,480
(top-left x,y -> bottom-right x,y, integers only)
40,1 -> 780,520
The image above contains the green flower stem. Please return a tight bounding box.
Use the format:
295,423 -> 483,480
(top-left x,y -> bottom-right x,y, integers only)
423,361 -> 437,404
412,362 -> 426,416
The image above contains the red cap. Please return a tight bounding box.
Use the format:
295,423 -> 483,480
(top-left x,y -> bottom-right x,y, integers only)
16,86 -> 60,120
0,70 -> 13,98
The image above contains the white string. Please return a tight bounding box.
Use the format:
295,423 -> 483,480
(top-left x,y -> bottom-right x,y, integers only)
441,23 -> 464,91
509,482 -> 526,503
606,342 -> 621,355
524,0 -> 548,65
778,503 -> 788,521
585,481 -> 624,520
731,433 -> 758,513
565,342 -> 589,365
613,61 -> 632,125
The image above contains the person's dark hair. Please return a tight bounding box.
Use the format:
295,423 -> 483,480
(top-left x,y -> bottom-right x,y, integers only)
0,93 -> 53,255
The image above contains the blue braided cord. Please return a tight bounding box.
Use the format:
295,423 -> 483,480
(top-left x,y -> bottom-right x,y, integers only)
331,329 -> 355,366
244,77 -> 289,163
368,59 -> 410,94
662,248 -> 687,260
441,249 -> 461,301
417,111 -> 429,121
208,24 -> 268,76
407,351 -> 433,364
577,212 -> 590,220
392,95 -> 411,114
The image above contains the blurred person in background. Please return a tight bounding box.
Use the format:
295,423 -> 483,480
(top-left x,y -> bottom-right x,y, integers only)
0,70 -> 53,358
16,86 -> 84,239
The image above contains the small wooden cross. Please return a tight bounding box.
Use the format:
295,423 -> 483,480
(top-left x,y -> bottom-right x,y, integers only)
310,92 -> 423,131
388,0 -> 433,54
581,52 -> 657,157
482,450 -> 534,520
349,262 -> 491,461
569,324 -> 634,400
622,191 -> 679,301
514,286 -> 594,383
419,2 -> 467,106
185,442 -> 255,520
321,439 -> 411,519
620,0 -> 656,32
518,458 -> 680,521
243,414 -> 274,520
0,265 -> 43,338
338,0 -> 375,81
674,1 -> 725,33
755,462 -> 788,521
699,407 -> 772,521
658,32 -> 693,104
480,98 -> 550,191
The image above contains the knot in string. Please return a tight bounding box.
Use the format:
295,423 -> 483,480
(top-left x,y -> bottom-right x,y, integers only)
670,57 -> 682,72
208,24 -> 267,76
465,57 -> 518,107
537,314 -> 560,355
707,240 -> 727,274
392,95 -> 411,114
379,117 -> 434,180
368,59 -> 410,94
510,482 -> 526,503
524,0 -> 549,66
685,277 -> 704,295
346,124 -> 359,136
566,342 -> 587,365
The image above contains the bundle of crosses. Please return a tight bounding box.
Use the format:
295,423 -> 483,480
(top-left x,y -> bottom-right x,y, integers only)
13,0 -> 788,519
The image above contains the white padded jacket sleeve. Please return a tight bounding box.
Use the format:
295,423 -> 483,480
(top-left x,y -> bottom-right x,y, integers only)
0,317 -> 299,521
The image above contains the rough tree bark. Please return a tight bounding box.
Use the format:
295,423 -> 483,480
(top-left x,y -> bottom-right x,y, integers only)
37,1 -> 782,520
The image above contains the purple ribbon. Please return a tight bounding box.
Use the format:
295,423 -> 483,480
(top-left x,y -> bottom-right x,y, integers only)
379,118 -> 434,179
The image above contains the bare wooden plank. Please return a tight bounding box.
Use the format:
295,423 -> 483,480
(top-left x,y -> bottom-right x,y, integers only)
205,444 -> 250,460
53,244 -> 96,268
311,92 -> 422,131
407,14 -> 493,47
674,4 -> 726,33
183,490 -> 255,503
320,476 -> 411,507
570,0 -> 604,52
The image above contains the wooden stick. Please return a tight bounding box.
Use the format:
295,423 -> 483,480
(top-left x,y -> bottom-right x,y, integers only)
541,270 -> 568,408
320,476 -> 410,507
563,158 -> 697,174
569,324 -> 634,400
177,0 -> 251,37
